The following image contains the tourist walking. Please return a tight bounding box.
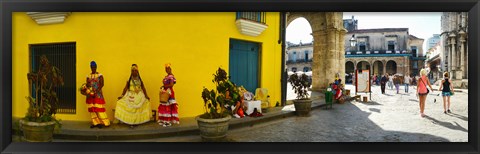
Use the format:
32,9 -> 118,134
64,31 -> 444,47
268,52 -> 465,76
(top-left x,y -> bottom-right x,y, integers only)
417,69 -> 434,118
380,74 -> 387,94
438,72 -> 454,114
393,75 -> 401,94
388,74 -> 394,89
404,74 -> 411,93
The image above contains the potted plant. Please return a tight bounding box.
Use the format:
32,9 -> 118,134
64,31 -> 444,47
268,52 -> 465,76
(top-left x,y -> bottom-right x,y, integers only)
197,67 -> 240,141
288,73 -> 312,116
20,55 -> 64,142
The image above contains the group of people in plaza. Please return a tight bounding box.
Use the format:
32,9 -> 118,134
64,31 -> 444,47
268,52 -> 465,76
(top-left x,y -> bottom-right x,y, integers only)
81,61 -> 179,128
374,69 -> 455,118
349,68 -> 456,118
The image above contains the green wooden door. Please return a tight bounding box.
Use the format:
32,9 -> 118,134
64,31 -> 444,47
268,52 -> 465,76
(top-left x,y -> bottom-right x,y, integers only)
229,39 -> 259,93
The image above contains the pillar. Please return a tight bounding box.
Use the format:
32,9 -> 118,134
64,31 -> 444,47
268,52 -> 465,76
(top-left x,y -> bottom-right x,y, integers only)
383,61 -> 387,75
311,30 -> 327,91
459,33 -> 466,79
339,28 -> 347,85
450,35 -> 457,79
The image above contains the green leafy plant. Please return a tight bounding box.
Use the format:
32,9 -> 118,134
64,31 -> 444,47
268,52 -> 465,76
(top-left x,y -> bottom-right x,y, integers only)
201,68 -> 241,119
288,73 -> 311,100
24,55 -> 64,127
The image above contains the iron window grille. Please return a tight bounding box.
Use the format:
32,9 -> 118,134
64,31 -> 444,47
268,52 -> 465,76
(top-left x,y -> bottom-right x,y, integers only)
30,43 -> 77,114
236,12 -> 266,24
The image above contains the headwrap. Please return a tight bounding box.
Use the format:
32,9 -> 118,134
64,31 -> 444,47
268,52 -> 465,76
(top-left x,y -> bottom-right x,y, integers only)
131,64 -> 138,71
90,61 -> 97,67
165,63 -> 171,68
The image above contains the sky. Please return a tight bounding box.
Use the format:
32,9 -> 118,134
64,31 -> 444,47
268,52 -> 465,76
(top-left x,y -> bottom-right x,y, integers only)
286,12 -> 442,53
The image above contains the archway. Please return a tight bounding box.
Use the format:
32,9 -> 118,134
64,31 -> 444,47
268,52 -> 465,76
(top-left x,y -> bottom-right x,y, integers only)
386,60 -> 397,75
356,61 -> 370,71
373,61 -> 383,76
345,61 -> 355,74
345,61 -> 355,84
287,12 -> 346,91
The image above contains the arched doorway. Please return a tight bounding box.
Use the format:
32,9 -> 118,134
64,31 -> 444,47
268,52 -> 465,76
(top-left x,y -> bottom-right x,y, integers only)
386,60 -> 397,75
286,12 -> 346,91
345,61 -> 355,74
373,61 -> 383,76
357,61 -> 370,71
345,61 -> 355,84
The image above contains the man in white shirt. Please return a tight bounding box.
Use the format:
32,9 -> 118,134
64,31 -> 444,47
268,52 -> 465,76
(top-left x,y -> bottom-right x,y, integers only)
404,75 -> 411,93
388,74 -> 394,89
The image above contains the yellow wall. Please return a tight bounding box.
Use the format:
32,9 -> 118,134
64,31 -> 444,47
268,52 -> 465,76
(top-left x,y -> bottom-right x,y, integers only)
12,12 -> 282,121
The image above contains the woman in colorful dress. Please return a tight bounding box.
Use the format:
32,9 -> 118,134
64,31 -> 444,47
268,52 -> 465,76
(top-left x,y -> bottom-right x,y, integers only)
115,64 -> 152,128
85,61 -> 110,128
157,63 -> 179,127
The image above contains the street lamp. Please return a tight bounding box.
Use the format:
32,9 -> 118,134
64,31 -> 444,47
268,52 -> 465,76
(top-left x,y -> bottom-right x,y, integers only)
349,34 -> 357,47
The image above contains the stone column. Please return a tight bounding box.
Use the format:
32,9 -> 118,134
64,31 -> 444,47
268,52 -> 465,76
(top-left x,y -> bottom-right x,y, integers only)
383,61 -> 387,75
339,28 -> 347,84
326,28 -> 337,86
459,31 -> 466,79
311,30 -> 327,91
449,33 -> 456,77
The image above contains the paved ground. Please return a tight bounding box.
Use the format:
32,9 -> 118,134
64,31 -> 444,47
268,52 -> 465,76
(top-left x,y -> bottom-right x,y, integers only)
44,83 -> 468,142
227,84 -> 468,142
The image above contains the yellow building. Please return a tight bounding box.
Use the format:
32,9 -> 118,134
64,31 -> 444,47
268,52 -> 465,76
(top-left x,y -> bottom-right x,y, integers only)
12,12 -> 282,122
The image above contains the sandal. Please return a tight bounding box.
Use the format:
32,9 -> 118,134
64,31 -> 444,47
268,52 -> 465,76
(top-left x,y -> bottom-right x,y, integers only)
447,109 -> 451,113
90,124 -> 97,128
163,123 -> 172,127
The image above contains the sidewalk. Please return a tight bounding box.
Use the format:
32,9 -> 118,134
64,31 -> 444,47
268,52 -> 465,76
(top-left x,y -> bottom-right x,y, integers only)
13,92 -> 330,141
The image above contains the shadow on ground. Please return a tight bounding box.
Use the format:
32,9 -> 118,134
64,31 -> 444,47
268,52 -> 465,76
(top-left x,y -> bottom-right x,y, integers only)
424,116 -> 468,133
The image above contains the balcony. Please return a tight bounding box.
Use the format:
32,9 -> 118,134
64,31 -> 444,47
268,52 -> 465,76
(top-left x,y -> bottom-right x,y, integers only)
345,50 -> 414,58
235,12 -> 268,37
286,59 -> 312,64
26,12 -> 71,25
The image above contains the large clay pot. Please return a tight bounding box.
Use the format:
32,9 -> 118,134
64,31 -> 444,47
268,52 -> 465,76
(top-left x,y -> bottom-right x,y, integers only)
293,99 -> 312,117
196,115 -> 231,141
19,119 -> 56,142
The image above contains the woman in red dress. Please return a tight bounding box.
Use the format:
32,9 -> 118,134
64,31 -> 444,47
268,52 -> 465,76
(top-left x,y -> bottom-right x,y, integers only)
158,63 -> 179,127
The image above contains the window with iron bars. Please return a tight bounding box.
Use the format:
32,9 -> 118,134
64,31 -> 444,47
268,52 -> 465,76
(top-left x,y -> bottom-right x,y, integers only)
30,43 -> 77,114
236,12 -> 266,24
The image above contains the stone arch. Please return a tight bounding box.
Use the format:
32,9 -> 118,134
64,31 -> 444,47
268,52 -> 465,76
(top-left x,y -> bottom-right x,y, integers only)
372,60 -> 384,76
345,61 -> 355,74
287,12 -> 346,91
386,60 -> 397,75
356,61 -> 370,71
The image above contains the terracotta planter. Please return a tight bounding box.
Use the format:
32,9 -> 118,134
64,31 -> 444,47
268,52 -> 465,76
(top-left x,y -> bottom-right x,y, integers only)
293,99 -> 312,117
19,119 -> 56,142
196,115 -> 231,141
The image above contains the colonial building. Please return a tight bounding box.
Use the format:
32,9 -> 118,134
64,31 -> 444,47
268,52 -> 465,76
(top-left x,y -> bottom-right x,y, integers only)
439,12 -> 468,88
286,41 -> 313,72
13,12 -> 283,122
426,42 -> 442,82
344,28 -> 425,77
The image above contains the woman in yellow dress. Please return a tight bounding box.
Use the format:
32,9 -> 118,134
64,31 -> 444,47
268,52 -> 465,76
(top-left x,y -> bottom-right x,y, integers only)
115,64 -> 152,128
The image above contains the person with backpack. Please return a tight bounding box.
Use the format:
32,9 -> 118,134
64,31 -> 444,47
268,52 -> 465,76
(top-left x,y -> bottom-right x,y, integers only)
438,72 -> 455,114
